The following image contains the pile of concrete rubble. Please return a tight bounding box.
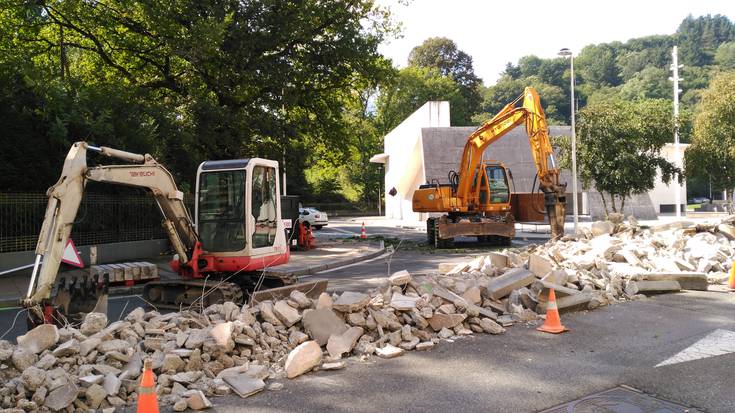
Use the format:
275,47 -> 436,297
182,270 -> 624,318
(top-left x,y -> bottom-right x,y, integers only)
1,216 -> 732,412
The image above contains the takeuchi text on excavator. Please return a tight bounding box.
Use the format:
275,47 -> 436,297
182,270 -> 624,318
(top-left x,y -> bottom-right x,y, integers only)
412,87 -> 567,247
23,142 -> 325,328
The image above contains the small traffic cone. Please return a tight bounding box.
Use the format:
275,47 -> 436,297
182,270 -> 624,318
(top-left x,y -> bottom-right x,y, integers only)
537,288 -> 568,334
728,264 -> 735,291
360,222 -> 367,239
137,359 -> 159,413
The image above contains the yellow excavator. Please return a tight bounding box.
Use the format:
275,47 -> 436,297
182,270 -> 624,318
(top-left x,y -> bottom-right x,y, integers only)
412,87 -> 567,247
23,142 -> 324,327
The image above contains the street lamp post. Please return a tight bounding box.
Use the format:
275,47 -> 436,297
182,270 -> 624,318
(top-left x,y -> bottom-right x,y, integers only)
559,48 -> 578,233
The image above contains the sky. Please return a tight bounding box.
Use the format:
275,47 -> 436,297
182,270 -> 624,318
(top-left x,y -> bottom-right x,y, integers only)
377,0 -> 735,85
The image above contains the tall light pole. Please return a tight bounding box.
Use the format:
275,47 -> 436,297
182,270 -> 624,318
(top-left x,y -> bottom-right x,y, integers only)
669,46 -> 683,217
559,48 -> 578,233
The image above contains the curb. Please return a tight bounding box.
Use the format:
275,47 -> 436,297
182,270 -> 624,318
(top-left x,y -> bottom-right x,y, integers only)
263,246 -> 387,279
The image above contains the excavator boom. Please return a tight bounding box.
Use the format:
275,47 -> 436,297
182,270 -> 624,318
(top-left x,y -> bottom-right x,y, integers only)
26,142 -> 197,307
413,87 -> 567,242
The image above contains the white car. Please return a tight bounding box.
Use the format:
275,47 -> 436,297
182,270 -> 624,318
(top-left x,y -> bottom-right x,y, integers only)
299,207 -> 328,229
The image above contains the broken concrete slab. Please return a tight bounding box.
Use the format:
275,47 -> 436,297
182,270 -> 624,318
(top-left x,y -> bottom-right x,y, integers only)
285,341 -> 322,379
302,308 -> 348,346
326,327 -> 364,359
390,293 -> 420,311
223,374 -> 265,398
533,280 -> 581,302
80,312 -> 108,336
536,293 -> 593,314
388,270 -> 412,286
486,268 -> 536,300
332,291 -> 370,313
480,318 -> 505,334
375,344 -> 404,359
642,272 -> 708,290
274,300 -> 302,327
415,341 -> 434,351
17,324 -> 59,354
321,361 -> 346,370
428,313 -> 466,331
528,254 -> 553,278
625,280 -> 681,296
590,221 -> 614,236
44,382 -> 78,411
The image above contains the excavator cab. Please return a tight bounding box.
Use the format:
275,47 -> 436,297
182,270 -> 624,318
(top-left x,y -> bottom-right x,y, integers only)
470,162 -> 511,211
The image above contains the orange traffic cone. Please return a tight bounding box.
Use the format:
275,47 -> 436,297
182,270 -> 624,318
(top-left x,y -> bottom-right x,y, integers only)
360,222 -> 367,239
537,288 -> 568,334
137,359 -> 159,413
728,264 -> 735,291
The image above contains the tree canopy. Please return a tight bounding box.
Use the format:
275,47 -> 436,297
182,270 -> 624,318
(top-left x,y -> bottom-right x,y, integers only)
558,99 -> 681,215
0,0 -> 397,200
407,37 -> 482,124
685,72 -> 735,194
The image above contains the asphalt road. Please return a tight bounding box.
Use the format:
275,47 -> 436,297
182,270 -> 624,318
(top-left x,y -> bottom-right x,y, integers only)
197,290 -> 735,413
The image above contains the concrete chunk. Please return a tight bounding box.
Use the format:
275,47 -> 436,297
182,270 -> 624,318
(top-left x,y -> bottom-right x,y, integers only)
428,313 -> 466,331
375,344 -> 404,359
390,293 -> 420,311
332,292 -> 370,312
528,254 -> 553,278
536,293 -> 593,314
326,327 -> 363,359
285,341 -> 322,379
388,270 -> 412,286
274,300 -> 302,327
45,382 -> 78,411
486,268 -> 536,300
17,324 -> 59,354
643,272 -> 708,290
302,308 -> 348,346
625,280 -> 681,296
224,374 -> 265,398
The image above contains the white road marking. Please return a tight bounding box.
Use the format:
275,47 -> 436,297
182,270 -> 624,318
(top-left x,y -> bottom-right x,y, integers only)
655,329 -> 735,367
322,227 -> 357,235
304,252 -> 393,276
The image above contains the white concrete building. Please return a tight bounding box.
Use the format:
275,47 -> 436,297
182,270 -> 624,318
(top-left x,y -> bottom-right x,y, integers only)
371,101 -> 687,223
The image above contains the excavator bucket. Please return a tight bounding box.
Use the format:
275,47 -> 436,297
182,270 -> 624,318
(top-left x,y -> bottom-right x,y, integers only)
27,274 -> 110,329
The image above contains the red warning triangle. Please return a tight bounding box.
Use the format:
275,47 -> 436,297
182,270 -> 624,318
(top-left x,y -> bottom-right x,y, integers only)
61,238 -> 84,268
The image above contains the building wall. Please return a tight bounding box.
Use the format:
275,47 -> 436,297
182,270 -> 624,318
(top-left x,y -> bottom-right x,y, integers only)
383,101 -> 450,221
649,143 -> 689,214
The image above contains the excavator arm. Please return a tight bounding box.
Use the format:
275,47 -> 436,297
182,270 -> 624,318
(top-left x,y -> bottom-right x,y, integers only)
455,87 -> 567,238
24,142 -> 198,308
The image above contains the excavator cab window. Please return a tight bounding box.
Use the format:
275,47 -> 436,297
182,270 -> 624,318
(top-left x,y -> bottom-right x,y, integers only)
198,170 -> 246,252
251,165 -> 278,248
486,165 -> 509,203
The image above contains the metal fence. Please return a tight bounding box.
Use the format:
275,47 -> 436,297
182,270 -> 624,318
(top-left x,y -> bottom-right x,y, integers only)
0,192 -> 181,253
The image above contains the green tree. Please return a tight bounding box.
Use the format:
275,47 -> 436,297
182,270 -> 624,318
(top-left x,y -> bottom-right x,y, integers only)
577,43 -> 621,88
408,37 -> 482,123
715,41 -> 735,69
476,76 -> 567,124
559,99 -> 680,215
374,66 -> 466,134
677,14 -> 735,66
1,0 -> 397,195
619,67 -> 671,100
685,72 -> 735,197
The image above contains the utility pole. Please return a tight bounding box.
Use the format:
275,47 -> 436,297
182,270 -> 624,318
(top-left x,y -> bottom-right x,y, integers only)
670,46 -> 683,217
559,48 -> 578,233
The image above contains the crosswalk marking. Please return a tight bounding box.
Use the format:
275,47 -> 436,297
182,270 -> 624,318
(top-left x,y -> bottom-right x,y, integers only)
655,329 -> 735,367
